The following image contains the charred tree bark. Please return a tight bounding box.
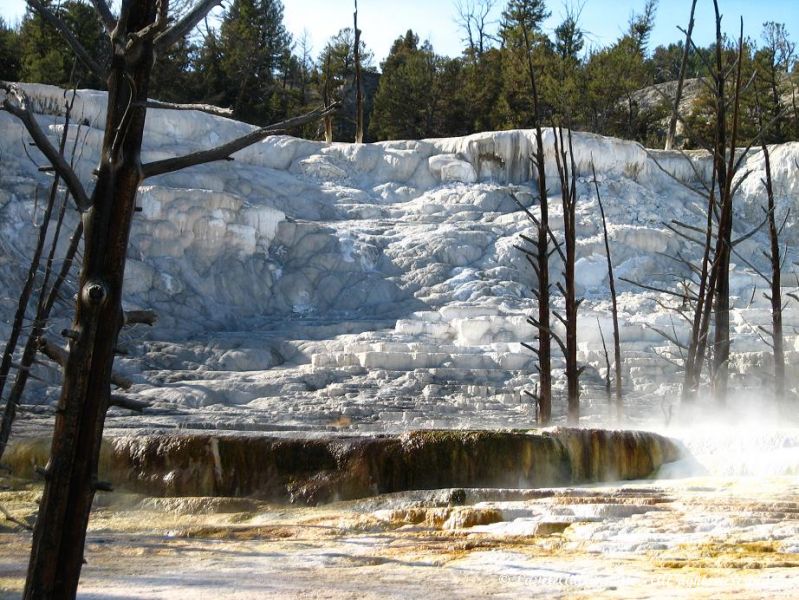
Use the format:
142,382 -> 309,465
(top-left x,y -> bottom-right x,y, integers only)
760,142 -> 785,403
23,1 -> 161,595
521,17 -> 551,424
554,127 -> 580,425
591,161 -> 622,419
6,1 -> 328,596
711,14 -> 745,405
665,0 -> 697,151
353,0 -> 364,143
0,88 -> 84,463
323,53 -> 333,143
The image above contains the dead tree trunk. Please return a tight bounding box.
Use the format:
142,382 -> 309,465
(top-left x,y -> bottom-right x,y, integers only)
681,164 -> 719,402
0,88 -> 83,463
323,52 -> 334,143
591,161 -> 622,419
597,318 -> 612,407
760,142 -> 785,403
554,127 -> 581,425
519,17 -> 552,424
7,0 -> 335,594
0,183 -> 52,417
353,0 -> 364,143
711,13 -> 745,405
0,97 -> 74,414
642,7 -> 772,406
665,0 -> 697,151
24,2 -> 162,595
0,221 -> 83,462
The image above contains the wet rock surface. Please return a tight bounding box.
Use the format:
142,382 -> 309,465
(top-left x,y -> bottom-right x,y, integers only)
2,471 -> 798,598
4,428 -> 678,504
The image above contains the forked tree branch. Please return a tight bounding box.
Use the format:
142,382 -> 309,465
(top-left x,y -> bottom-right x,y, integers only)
125,0 -> 169,52
154,0 -> 223,52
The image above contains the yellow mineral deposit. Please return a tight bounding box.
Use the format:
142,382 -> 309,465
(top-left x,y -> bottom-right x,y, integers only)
0,425 -> 797,598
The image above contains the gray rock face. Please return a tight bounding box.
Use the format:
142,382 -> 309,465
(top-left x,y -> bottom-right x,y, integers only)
1,84 -> 798,432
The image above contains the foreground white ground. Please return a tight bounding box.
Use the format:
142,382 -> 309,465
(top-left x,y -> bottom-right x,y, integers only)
1,426 -> 798,599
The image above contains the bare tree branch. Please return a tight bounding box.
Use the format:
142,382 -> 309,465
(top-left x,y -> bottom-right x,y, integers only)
1,84 -> 91,211
139,99 -> 233,117
154,0 -> 222,52
109,394 -> 149,412
26,0 -> 105,80
125,0 -> 169,52
0,504 -> 33,531
90,0 -> 116,34
645,323 -> 688,349
644,146 -> 711,197
38,337 -> 132,390
141,103 -> 338,179
620,276 -> 697,301
123,310 -> 158,327
731,214 -> 767,247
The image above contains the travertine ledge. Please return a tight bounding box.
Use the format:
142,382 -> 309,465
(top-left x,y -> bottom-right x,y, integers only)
5,428 -> 679,504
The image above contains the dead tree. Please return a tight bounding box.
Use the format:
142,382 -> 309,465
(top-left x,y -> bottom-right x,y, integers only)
709,11 -> 747,404
454,0 -> 497,56
642,6 -> 754,405
353,0 -> 364,143
597,317 -> 612,406
511,11 -> 553,424
323,51 -> 334,143
2,1 -> 335,597
757,139 -> 787,403
553,127 -> 582,425
0,86 -> 82,461
0,218 -> 79,463
665,0 -> 697,150
591,160 -> 623,420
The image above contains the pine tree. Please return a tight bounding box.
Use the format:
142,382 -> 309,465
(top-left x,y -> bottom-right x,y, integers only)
0,17 -> 20,81
461,48 -> 505,132
498,17 -> 554,128
554,14 -> 583,61
754,22 -> 796,142
499,0 -> 550,48
215,0 -> 293,124
627,0 -> 658,55
19,0 -> 109,89
370,31 -> 437,140
149,38 -> 197,104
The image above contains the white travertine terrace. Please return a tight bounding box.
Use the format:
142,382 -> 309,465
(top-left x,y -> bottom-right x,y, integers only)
1,84 -> 797,430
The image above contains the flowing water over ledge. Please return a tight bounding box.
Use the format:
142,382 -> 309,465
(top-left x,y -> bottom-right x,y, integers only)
3,428 -> 678,503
